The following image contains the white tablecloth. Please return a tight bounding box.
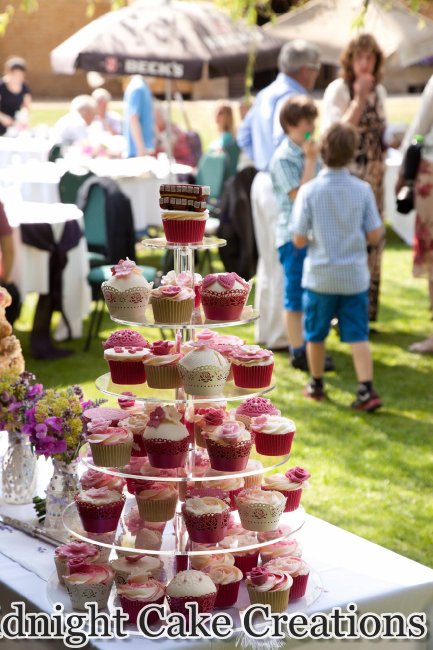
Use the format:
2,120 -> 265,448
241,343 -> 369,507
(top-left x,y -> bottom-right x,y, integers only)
0,135 -> 53,168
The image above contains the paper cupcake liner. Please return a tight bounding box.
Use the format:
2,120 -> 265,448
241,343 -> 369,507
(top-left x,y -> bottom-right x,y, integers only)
232,363 -> 274,389
201,289 -> 248,322
162,218 -> 207,245
54,553 -> 100,586
135,493 -> 178,522
214,580 -> 241,608
65,580 -> 113,611
247,585 -> 289,613
146,364 -> 182,389
108,360 -> 146,385
131,432 -> 147,458
205,439 -> 252,472
281,487 -> 302,512
144,437 -> 189,469
151,297 -> 194,325
89,442 -> 132,469
102,284 -> 151,324
194,425 -> 207,449
175,555 -> 189,572
289,573 -> 309,601
194,285 -> 201,309
226,487 -> 243,511
119,595 -> 165,625
126,477 -> 154,495
237,501 -> 285,532
182,506 -> 230,543
233,551 -> 259,577
254,430 -> 295,456
167,592 -> 216,616
243,473 -> 262,490
75,495 -> 125,534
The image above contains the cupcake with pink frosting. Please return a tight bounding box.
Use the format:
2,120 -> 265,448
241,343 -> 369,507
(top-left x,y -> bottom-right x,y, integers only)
117,576 -> 166,625
220,532 -> 260,577
64,562 -> 115,610
103,329 -> 149,350
104,345 -> 150,385
86,421 -> 132,468
260,539 -> 302,566
230,345 -> 274,389
124,413 -> 149,457
201,468 -> 244,510
143,340 -> 183,389
204,420 -> 252,472
194,329 -> 244,348
161,270 -> 203,308
206,562 -> 243,608
101,258 -> 153,323
123,456 -> 152,495
75,487 -> 125,534
135,482 -> 178,522
190,547 -> 235,572
201,272 -> 250,321
142,405 -> 190,469
262,467 -> 310,512
110,554 -> 164,585
80,468 -> 125,494
54,540 -> 100,585
264,556 -> 310,601
246,566 -> 293,612
233,397 -> 281,433
191,406 -> 229,448
250,414 -> 296,456
236,489 -> 286,532
150,285 -> 195,324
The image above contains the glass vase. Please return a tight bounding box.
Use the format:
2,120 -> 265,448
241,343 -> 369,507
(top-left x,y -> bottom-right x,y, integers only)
44,459 -> 79,539
1,429 -> 38,505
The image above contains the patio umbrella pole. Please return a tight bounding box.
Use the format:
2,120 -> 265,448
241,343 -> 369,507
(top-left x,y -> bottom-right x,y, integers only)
165,76 -> 174,183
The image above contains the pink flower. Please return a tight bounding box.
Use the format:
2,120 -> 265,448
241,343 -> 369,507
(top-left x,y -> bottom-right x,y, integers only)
197,408 -> 225,427
248,566 -> 268,586
147,406 -> 166,429
118,392 -> 135,409
285,467 -> 311,483
151,340 -> 173,356
161,286 -> 182,296
87,418 -> 111,435
111,258 -> 139,278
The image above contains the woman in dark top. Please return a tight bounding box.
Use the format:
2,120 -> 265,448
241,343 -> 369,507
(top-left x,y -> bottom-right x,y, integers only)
0,56 -> 31,136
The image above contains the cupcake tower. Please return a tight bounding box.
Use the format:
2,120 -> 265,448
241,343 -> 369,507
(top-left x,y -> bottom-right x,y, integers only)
57,182 -> 316,622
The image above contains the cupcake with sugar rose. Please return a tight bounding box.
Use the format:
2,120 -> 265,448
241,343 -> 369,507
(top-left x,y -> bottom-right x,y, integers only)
54,540 -> 100,585
251,414 -> 296,456
201,272 -> 250,321
262,467 -> 310,512
142,339 -> 183,388
236,488 -> 286,532
117,575 -> 166,625
204,419 -> 252,472
142,405 -> 190,469
64,562 -> 115,611
264,555 -> 310,601
161,269 -> 202,308
86,420 -> 132,468
189,405 -> 229,448
101,258 -> 153,323
230,345 -> 274,389
150,285 -> 195,325
246,566 -> 292,613
166,569 -> 217,615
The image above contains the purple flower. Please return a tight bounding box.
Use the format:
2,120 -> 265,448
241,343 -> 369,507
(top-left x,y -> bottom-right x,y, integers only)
1,391 -> 11,403
8,402 -> 21,413
45,416 -> 63,432
28,384 -> 43,398
35,423 -> 48,438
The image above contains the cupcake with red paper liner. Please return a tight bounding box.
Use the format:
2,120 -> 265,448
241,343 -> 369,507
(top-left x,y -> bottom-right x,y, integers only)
233,397 -> 281,433
236,489 -> 286,532
110,554 -> 164,585
204,420 -> 252,472
190,547 -> 235,571
201,468 -> 244,510
220,532 -> 260,577
83,406 -> 129,426
243,459 -> 264,490
201,272 -> 250,321
161,270 -> 203,309
135,482 -> 178,522
182,491 -> 231,543
104,345 -> 150,385
230,345 -> 274,389
75,487 -> 125,534
262,467 -> 310,512
191,406 -> 229,448
250,414 -> 296,456
102,329 -> 149,351
246,566 -> 292,613
123,456 -> 152,494
160,183 -> 209,244
54,541 -> 100,585
260,538 -> 303,565
178,345 -> 230,396
142,340 -> 183,389
264,556 -> 310,601
150,285 -> 195,324
166,570 -> 217,616
80,468 -> 126,494
142,405 -> 190,469
64,562 -> 115,611
101,258 -> 153,323
117,576 -> 166,625
124,413 -> 149,457
86,422 -> 132,468
206,563 -> 243,608
178,448 -> 211,500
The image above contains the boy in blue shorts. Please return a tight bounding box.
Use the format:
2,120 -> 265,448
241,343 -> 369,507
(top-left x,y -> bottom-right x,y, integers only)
292,123 -> 384,411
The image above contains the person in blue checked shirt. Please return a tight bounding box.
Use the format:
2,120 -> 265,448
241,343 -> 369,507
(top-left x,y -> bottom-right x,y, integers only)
292,123 -> 384,411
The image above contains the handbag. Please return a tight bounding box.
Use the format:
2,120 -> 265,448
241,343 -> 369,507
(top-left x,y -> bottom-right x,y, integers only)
396,139 -> 423,215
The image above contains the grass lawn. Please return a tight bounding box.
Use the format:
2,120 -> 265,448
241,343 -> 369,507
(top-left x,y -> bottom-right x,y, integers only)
14,225 -> 433,568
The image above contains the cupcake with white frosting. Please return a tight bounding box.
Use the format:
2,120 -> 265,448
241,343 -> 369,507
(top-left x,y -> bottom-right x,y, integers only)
230,345 -> 274,389
206,563 -> 243,608
117,576 -> 166,625
220,531 -> 260,577
142,405 -> 190,469
178,346 -> 230,397
250,414 -> 296,456
204,420 -> 252,472
75,487 -> 125,534
262,467 -> 310,512
246,566 -> 292,613
161,270 -> 202,308
201,272 -> 250,321
201,468 -> 244,510
64,562 -> 115,610
182,492 -> 230,543
110,554 -> 163,585
236,489 -> 286,532
101,258 -> 153,323
104,345 -> 150,385
166,569 -> 217,615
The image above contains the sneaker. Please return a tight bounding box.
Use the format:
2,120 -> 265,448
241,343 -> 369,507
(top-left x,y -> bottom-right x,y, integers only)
351,390 -> 383,412
291,350 -> 335,373
304,380 -> 326,401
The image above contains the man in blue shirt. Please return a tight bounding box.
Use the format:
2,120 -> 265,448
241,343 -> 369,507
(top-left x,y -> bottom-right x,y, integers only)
123,76 -> 155,157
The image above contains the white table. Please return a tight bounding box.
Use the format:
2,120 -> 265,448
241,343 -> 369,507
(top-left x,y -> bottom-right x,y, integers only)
0,135 -> 53,168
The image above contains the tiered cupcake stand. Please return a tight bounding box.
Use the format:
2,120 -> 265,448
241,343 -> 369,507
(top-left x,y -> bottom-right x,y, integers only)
51,236 -> 322,630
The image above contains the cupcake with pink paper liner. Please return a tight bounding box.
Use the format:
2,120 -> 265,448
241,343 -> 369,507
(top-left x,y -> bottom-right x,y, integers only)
161,269 -> 203,308
236,488 -> 286,532
178,345 -> 230,396
101,258 -> 153,323
232,397 -> 281,433
64,562 -> 115,611
204,420 -> 252,472
166,570 -> 217,616
182,489 -> 231,543
205,562 -> 243,608
243,459 -> 264,490
54,540 -> 100,585
83,406 -> 129,426
259,538 -> 303,565
230,345 -> 274,389
142,340 -> 183,389
102,329 -> 149,351
190,406 -> 229,448
75,487 -> 126,534
201,468 -> 244,510
86,421 -> 132,468
142,405 -> 190,469
262,467 -> 310,512
79,467 -> 126,494
124,412 -> 149,457
117,576 -> 166,625
150,285 -> 195,324
135,482 -> 178,522
220,531 -> 260,577
246,566 -> 293,613
110,554 -> 164,585
264,555 -> 310,601
201,272 -> 250,321
251,414 -> 296,456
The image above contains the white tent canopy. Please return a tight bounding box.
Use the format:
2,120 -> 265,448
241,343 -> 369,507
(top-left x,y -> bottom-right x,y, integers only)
265,0 -> 433,67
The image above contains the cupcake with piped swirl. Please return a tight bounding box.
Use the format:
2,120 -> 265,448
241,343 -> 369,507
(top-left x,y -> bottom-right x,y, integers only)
117,576 -> 166,624
262,467 -> 310,512
191,406 -> 229,448
110,554 -> 164,585
182,494 -> 231,543
75,487 -> 125,534
236,489 -> 286,532
201,468 -> 244,510
246,566 -> 293,613
250,414 -> 296,456
242,459 -> 264,490
64,562 -> 115,611
161,270 -> 203,308
264,555 -> 310,601
142,339 -> 183,389
142,405 -> 190,469
233,397 -> 281,434
86,421 -> 132,468
80,468 -> 126,494
230,345 -> 274,389
54,541 -> 100,585
101,258 -> 153,323
260,538 -> 303,566
206,562 -> 243,608
135,482 -> 178,522
150,285 -> 195,325
190,547 -> 235,572
201,272 -> 250,321
204,420 -> 252,472
220,531 -> 260,577
123,456 -> 152,495
124,413 -> 149,457
166,569 -> 217,616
